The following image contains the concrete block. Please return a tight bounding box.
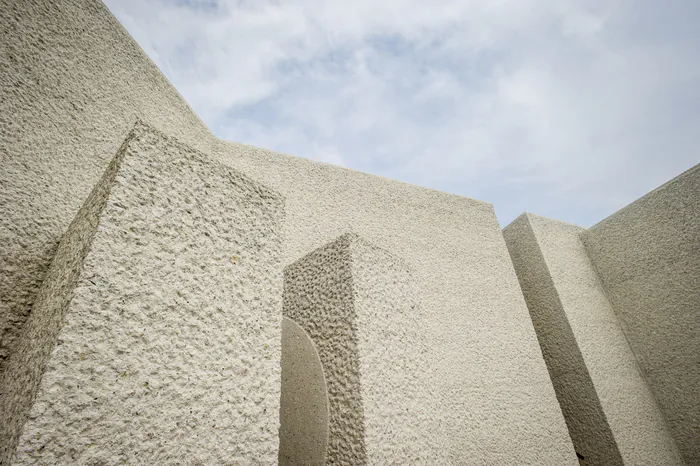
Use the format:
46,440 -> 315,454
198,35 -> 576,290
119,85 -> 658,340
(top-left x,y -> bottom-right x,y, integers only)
504,213 -> 683,466
0,124 -> 284,464
282,234 -> 433,464
581,164 -> 700,465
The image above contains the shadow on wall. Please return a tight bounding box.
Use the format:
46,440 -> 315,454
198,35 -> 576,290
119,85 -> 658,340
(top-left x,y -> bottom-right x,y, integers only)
279,317 -> 330,465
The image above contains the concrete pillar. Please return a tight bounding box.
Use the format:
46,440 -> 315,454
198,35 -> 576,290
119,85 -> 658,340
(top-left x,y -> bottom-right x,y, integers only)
0,124 -> 284,464
282,234 -> 432,464
581,164 -> 700,465
504,213 -> 683,466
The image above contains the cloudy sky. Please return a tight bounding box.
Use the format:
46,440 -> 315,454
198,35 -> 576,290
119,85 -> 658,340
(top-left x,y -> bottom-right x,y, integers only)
105,0 -> 699,226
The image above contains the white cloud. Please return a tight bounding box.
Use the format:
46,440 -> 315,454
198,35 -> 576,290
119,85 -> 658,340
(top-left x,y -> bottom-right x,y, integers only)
105,0 -> 700,226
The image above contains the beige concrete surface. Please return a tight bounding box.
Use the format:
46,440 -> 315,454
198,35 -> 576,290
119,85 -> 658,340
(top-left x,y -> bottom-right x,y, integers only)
283,234 -> 435,464
504,213 -> 684,466
0,0 -> 215,374
581,164 -> 700,465
279,317 -> 329,466
0,124 -> 284,464
1,0 -> 577,462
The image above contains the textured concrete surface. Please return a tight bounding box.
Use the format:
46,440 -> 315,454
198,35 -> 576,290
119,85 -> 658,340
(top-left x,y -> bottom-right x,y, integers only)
283,234 -> 434,464
0,0 -> 215,374
581,164 -> 700,465
1,0 -> 578,462
0,126 -> 131,464
0,124 -> 284,464
504,214 -> 684,466
279,317 -> 329,466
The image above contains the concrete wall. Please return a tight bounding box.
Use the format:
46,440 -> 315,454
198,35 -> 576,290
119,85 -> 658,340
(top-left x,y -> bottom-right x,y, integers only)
1,0 -> 577,462
504,214 -> 683,466
0,123 -> 132,464
581,165 -> 700,465
0,125 -> 284,464
279,317 -> 329,465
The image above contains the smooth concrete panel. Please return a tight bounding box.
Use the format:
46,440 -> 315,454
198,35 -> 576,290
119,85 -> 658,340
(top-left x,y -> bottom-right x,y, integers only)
581,164 -> 700,465
0,124 -> 284,464
504,214 -> 683,466
279,317 -> 329,466
2,1 -> 576,462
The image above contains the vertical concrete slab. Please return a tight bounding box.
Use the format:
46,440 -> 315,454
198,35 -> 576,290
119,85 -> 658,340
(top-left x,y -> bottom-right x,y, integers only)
279,317 -> 329,466
504,214 -> 683,466
581,164 -> 700,465
283,234 -> 436,464
0,124 -> 284,464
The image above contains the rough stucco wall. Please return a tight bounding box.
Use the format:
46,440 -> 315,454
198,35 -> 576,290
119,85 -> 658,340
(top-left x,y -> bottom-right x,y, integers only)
279,317 -> 329,466
504,213 -> 684,466
284,235 -> 368,465
581,165 -> 700,465
284,234 -> 435,464
2,0 -> 577,462
503,215 -> 622,466
4,125 -> 284,464
216,144 -> 576,464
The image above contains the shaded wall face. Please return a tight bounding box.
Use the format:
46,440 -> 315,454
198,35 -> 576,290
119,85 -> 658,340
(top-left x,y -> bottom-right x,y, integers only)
503,215 -> 624,466
283,235 -> 368,465
279,317 -> 329,466
581,165 -> 700,465
1,126 -> 284,464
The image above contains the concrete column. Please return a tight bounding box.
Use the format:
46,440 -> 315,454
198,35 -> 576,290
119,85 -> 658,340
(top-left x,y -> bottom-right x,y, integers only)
504,213 -> 683,466
283,234 -> 433,464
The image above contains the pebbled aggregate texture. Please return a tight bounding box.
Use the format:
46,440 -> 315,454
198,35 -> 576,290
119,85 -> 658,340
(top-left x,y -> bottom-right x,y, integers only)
284,234 -> 439,465
1,124 -> 284,464
504,214 -> 683,466
279,317 -> 329,466
0,0 -> 216,377
2,0 -> 579,462
284,235 -> 367,465
0,123 -> 131,464
581,164 -> 700,465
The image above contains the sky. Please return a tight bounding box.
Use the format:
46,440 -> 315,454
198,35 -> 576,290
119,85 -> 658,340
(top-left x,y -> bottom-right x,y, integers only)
105,0 -> 699,227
